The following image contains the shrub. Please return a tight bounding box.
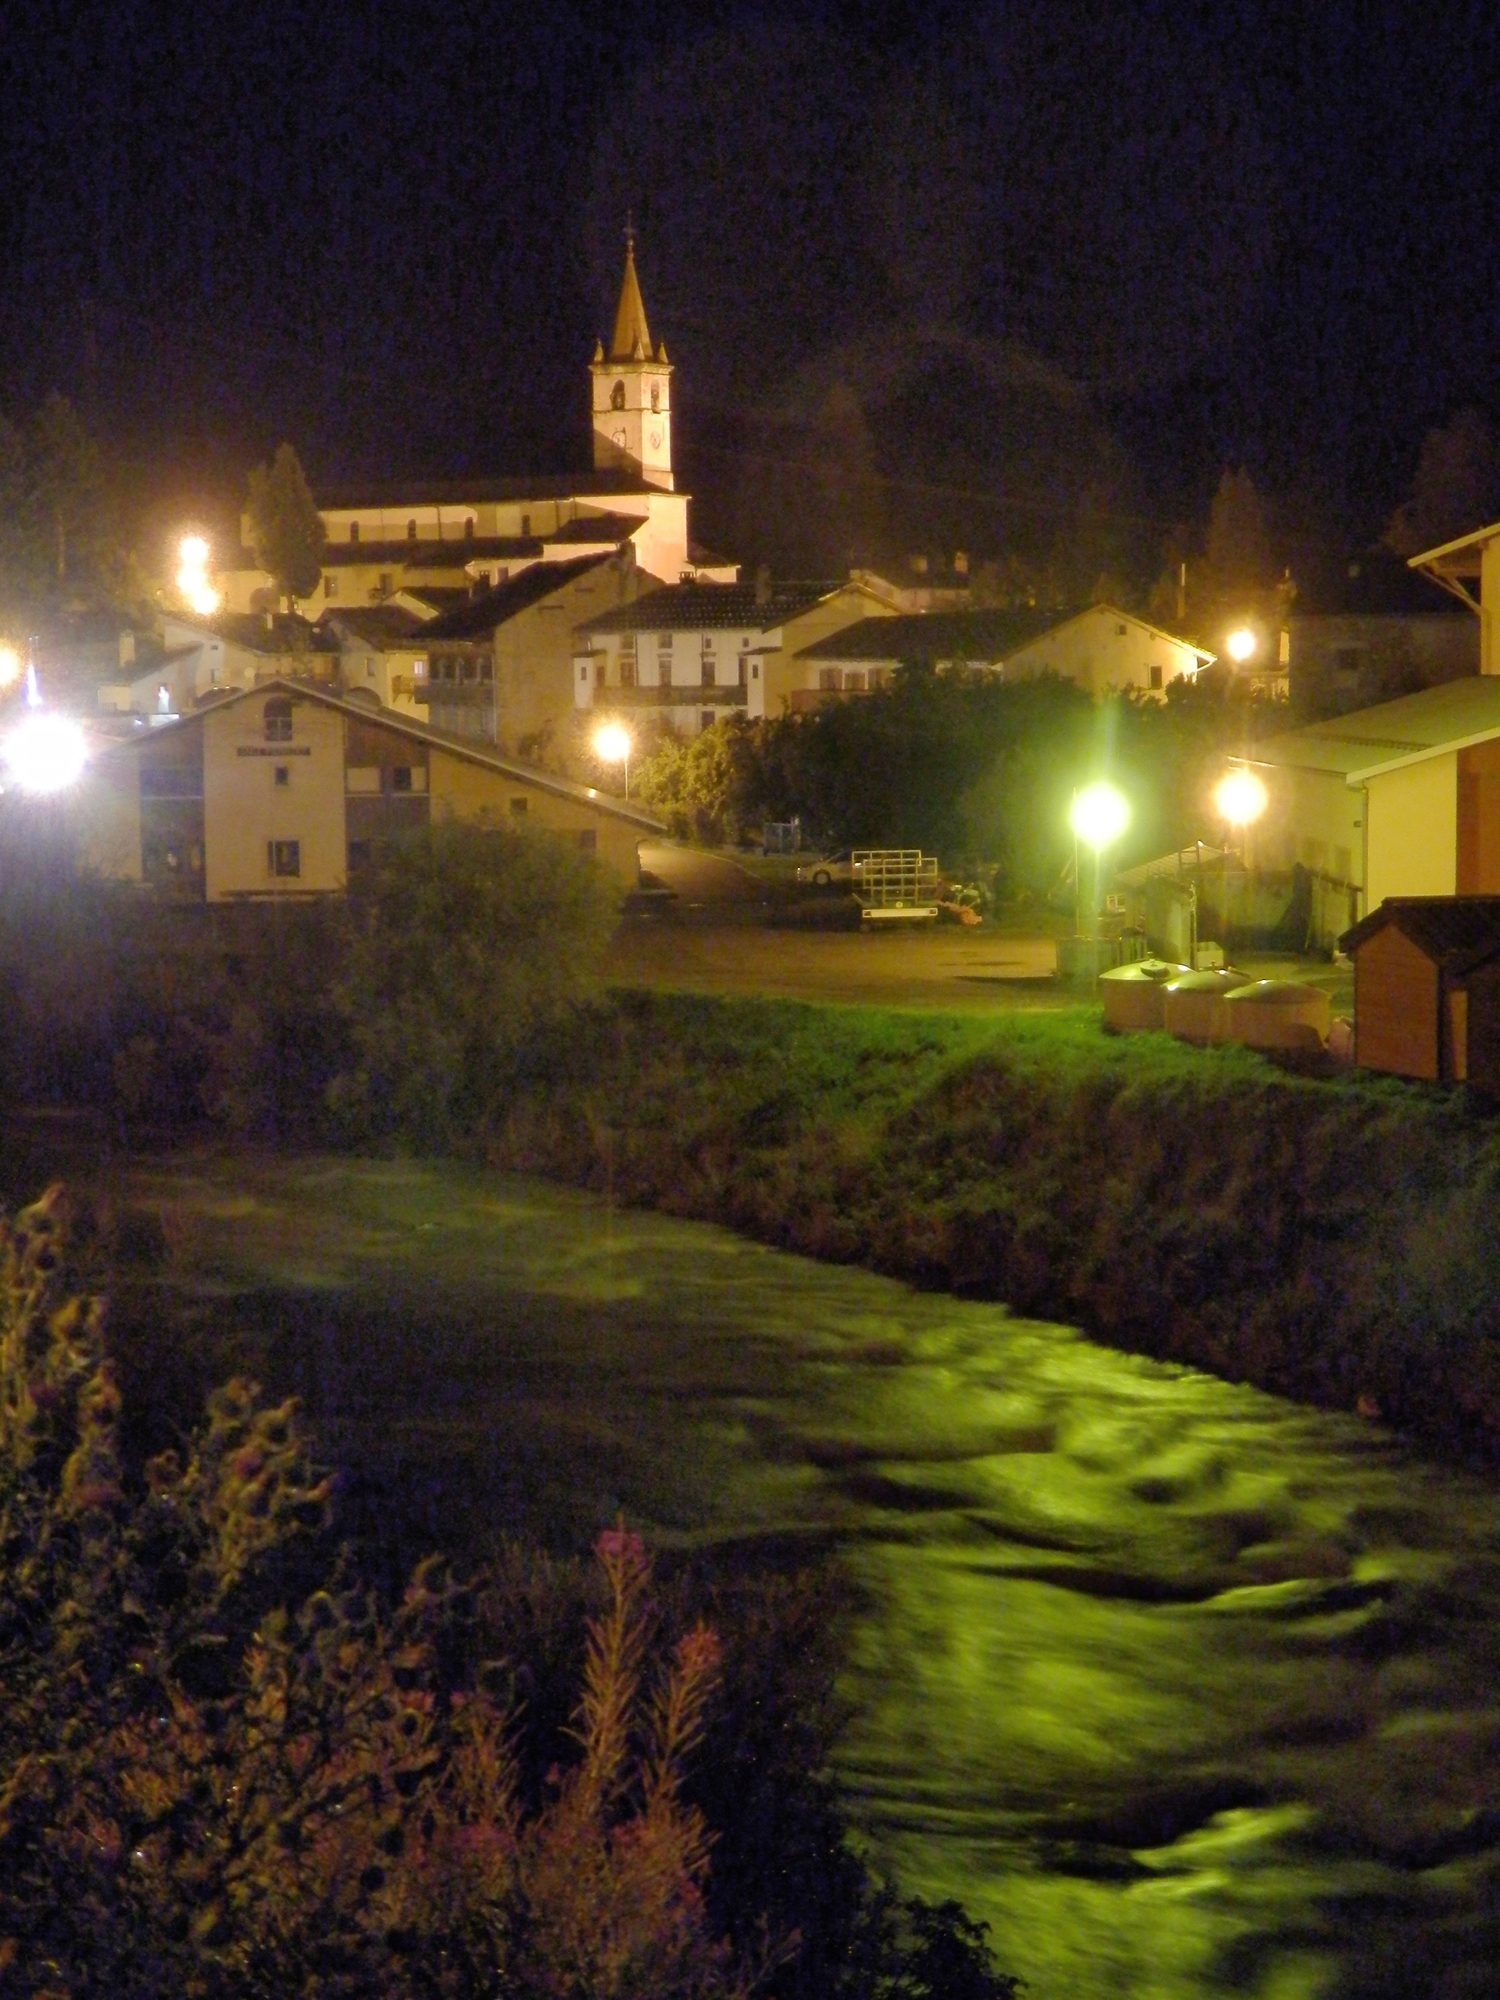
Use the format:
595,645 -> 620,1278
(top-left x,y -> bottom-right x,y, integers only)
331,818 -> 620,1144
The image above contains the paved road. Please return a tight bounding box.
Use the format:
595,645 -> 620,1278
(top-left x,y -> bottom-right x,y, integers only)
636,841 -> 764,904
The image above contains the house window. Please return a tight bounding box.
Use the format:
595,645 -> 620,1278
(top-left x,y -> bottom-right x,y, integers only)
819,668 -> 842,692
323,574 -> 336,599
273,764 -> 290,788
263,697 -> 293,742
1149,664 -> 1163,690
391,766 -> 413,793
736,654 -> 747,686
413,657 -> 427,680
366,657 -> 377,677
611,380 -> 626,410
521,514 -> 531,537
700,711 -> 714,735
751,662 -> 759,680
702,656 -> 716,687
347,839 -> 371,871
579,663 -> 589,683
378,572 -> 393,595
577,828 -> 597,852
407,520 -> 417,542
510,797 -> 528,819
464,517 -> 475,540
268,839 -> 301,878
620,651 -> 636,688
349,522 -> 359,544
1116,623 -> 1127,637
660,655 -> 672,688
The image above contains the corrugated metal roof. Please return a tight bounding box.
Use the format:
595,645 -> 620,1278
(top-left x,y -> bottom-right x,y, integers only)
1250,675 -> 1500,779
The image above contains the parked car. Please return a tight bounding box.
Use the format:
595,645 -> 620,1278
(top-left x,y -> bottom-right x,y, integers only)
796,849 -> 855,887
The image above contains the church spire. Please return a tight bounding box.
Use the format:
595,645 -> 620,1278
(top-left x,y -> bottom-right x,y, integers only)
608,225 -> 653,362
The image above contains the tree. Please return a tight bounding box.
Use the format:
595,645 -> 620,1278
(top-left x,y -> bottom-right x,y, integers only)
333,818 -> 619,1141
244,443 -> 327,611
1204,465 -> 1272,601
1384,406 -> 1500,556
28,391 -> 109,595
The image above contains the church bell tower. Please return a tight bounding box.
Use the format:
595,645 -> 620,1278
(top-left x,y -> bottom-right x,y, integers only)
591,230 -> 674,491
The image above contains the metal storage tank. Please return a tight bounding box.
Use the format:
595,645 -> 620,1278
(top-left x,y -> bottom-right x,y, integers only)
1099,959 -> 1190,1033
1221,980 -> 1331,1051
1162,968 -> 1245,1044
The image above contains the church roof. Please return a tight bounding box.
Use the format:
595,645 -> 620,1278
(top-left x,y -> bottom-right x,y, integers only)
609,238 -> 653,362
316,472 -> 664,508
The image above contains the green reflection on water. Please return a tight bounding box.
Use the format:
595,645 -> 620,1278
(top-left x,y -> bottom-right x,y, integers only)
124,1153 -> 1500,2000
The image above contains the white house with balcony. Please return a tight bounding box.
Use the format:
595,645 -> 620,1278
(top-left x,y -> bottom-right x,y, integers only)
572,577 -> 893,736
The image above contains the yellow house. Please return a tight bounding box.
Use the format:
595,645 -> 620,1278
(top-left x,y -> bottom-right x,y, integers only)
1239,675 -> 1500,943
790,604 -> 1213,707
77,678 -> 662,898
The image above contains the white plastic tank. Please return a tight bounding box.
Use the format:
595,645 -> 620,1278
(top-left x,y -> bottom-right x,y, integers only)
1221,980 -> 1331,1052
1162,968 -> 1246,1045
1099,959 -> 1191,1034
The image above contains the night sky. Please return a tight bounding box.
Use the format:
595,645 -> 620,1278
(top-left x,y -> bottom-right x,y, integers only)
3,0 -> 1499,567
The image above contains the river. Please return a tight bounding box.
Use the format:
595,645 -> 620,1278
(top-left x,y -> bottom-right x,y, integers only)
106,1152 -> 1500,1999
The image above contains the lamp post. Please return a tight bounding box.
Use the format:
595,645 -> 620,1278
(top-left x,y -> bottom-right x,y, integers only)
1213,767 -> 1268,953
175,535 -> 221,618
1069,780 -> 1130,968
592,720 -> 633,798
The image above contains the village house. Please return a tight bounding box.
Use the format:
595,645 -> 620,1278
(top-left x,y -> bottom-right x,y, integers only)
412,549 -> 642,752
789,604 -> 1213,708
96,612 -> 341,720
74,678 -> 661,898
572,575 -> 895,737
1238,675 -> 1500,946
1287,549 -> 1474,719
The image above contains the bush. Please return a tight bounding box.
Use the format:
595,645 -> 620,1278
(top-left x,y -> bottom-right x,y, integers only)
332,818 -> 619,1144
0,1185 -> 1021,1999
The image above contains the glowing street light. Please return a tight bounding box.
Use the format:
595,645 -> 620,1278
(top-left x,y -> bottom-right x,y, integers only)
593,720 -> 633,797
3,713 -> 88,794
1069,780 -> 1130,853
1068,780 -> 1130,947
175,535 -> 221,618
1214,766 -> 1268,953
1213,767 -> 1268,833
1225,626 -> 1257,664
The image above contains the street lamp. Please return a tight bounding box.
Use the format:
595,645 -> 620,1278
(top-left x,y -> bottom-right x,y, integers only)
1225,627 -> 1257,664
175,535 -> 221,618
593,720 -> 632,798
1069,780 -> 1130,944
2,714 -> 88,794
1213,767 -> 1268,952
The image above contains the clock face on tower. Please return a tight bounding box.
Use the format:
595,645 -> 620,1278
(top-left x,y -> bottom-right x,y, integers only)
649,430 -> 662,451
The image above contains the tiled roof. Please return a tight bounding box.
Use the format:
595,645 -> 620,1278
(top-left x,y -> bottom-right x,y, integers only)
316,536 -> 545,568
1340,896 -> 1500,968
316,472 -> 663,508
95,677 -> 665,832
320,607 -> 428,649
418,554 -> 616,640
796,608 -> 1066,663
173,611 -> 338,656
544,513 -> 647,545
578,579 -> 840,636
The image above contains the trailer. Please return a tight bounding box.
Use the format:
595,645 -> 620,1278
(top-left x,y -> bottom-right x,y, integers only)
852,849 -> 941,924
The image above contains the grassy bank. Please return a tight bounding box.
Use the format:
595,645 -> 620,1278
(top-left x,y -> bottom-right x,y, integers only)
495,991 -> 1500,1459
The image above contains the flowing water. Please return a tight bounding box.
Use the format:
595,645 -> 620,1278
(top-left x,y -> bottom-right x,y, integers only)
114,1153 -> 1500,1999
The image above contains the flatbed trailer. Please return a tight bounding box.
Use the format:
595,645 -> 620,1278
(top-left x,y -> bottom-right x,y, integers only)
852,849 -> 941,923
